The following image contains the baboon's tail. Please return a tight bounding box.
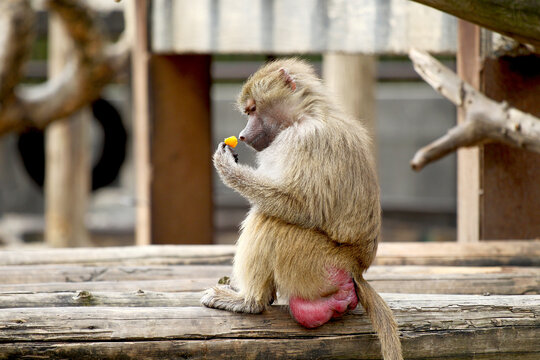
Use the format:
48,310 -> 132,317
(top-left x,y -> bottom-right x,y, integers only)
354,274 -> 403,360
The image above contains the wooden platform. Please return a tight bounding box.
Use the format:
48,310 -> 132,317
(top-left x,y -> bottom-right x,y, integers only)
0,242 -> 539,359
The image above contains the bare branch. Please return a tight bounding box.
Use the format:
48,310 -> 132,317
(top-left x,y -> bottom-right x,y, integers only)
410,122 -> 483,171
409,49 -> 540,171
0,0 -> 131,135
0,0 -> 35,103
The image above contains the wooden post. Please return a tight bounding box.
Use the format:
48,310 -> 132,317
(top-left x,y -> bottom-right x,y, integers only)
132,0 -> 152,246
44,14 -> 91,247
457,20 -> 540,242
149,55 -> 212,245
323,54 -> 377,155
456,21 -> 482,243
132,2 -> 212,245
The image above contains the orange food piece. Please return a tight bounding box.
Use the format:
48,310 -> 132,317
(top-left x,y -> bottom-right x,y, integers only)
224,136 -> 238,148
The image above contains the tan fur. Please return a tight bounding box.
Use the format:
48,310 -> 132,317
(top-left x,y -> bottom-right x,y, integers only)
201,58 -> 402,360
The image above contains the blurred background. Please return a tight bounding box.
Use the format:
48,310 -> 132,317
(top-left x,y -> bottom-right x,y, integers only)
0,0 -> 458,247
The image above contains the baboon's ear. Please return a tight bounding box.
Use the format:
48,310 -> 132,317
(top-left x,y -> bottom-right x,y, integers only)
279,68 -> 296,91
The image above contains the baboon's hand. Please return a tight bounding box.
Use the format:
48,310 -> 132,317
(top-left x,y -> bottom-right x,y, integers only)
213,142 -> 237,173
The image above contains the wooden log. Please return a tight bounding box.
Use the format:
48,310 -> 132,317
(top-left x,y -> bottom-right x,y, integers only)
44,13 -> 91,247
323,54 -> 377,155
0,266 -> 536,295
1,241 -> 538,267
0,294 -> 537,359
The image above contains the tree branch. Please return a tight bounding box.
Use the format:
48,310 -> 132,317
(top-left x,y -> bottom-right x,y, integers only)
409,48 -> 540,171
409,0 -> 540,48
0,0 -> 131,135
0,0 -> 34,111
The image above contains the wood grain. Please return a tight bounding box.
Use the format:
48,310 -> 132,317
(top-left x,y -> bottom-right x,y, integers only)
0,294 -> 537,359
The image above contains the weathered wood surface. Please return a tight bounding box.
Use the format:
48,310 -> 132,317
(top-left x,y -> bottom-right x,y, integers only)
0,265 -> 536,295
0,246 -> 539,359
1,241 -> 538,266
0,294 -> 538,359
1,286 -> 539,309
0,290 -> 203,308
151,0 -> 457,55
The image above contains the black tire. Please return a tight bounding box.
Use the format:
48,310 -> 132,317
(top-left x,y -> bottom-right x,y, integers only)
17,98 -> 127,192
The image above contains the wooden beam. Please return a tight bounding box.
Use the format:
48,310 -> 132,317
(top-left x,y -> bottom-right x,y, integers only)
44,13 -> 91,247
149,55 -> 212,244
457,22 -> 540,241
151,0 -> 457,55
0,294 -> 537,359
0,241 -> 539,266
410,0 -> 540,47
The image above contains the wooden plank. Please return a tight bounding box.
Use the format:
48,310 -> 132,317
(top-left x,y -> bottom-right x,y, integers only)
375,240 -> 540,266
149,55 -> 212,244
0,294 -> 537,359
0,265 -> 231,284
0,266 -> 536,295
44,14 -> 91,247
0,245 -> 235,266
132,0 -> 152,246
0,290 -> 203,308
151,0 -> 457,55
1,283 -> 539,308
1,241 -> 538,266
0,279 -> 211,293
